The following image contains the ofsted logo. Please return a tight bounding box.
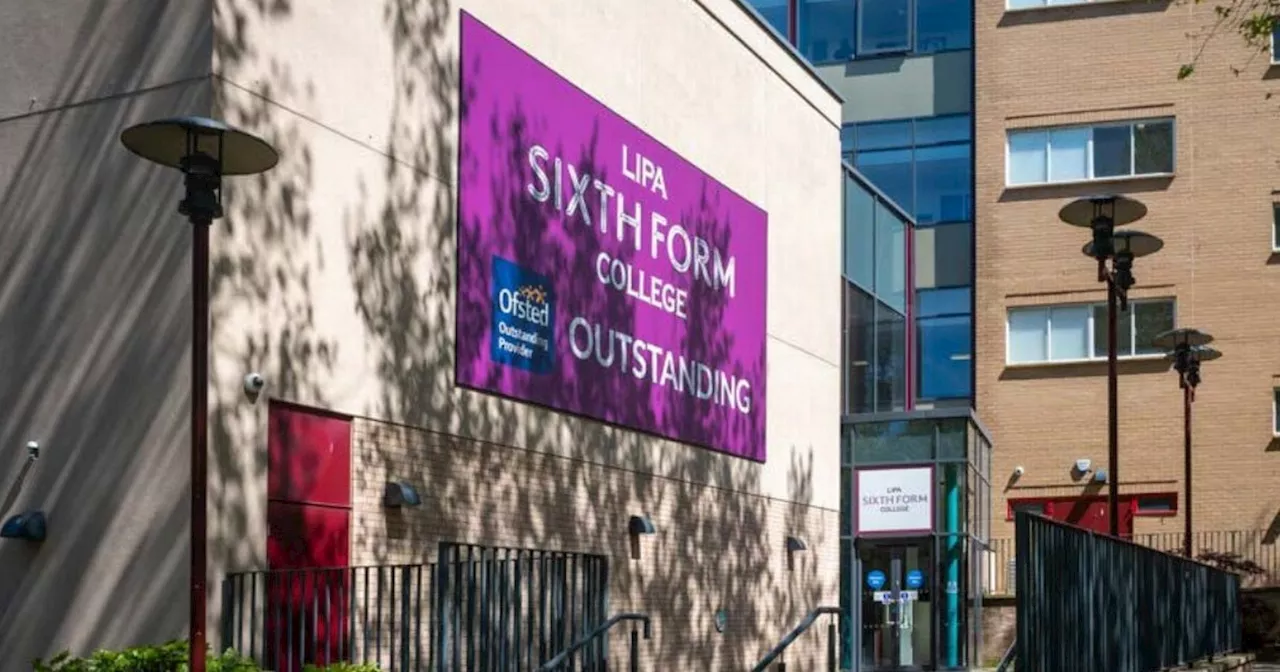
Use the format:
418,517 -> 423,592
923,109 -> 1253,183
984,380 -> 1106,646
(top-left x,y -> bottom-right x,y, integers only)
490,256 -> 555,374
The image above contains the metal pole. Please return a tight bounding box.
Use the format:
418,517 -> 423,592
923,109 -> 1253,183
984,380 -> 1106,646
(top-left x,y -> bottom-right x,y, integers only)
191,217 -> 211,672
1107,278 -> 1120,537
1183,381 -> 1193,558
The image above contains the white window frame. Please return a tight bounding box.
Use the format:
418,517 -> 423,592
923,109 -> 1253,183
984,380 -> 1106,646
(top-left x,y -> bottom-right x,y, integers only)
1272,203 -> 1280,252
1004,298 -> 1177,366
1004,118 -> 1177,187
1006,0 -> 1099,10
1273,387 -> 1280,437
1272,23 -> 1279,65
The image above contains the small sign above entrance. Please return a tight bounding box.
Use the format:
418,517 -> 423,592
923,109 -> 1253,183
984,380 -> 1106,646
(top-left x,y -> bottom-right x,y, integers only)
855,466 -> 935,535
866,569 -> 886,590
905,569 -> 924,589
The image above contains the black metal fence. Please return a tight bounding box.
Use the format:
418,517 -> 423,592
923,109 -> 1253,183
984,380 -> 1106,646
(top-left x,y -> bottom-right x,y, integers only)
221,544 -> 610,672
1015,511 -> 1242,672
985,528 -> 1280,594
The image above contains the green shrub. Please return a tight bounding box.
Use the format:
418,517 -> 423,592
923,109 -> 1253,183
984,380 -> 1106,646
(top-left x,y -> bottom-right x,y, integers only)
32,641 -> 382,672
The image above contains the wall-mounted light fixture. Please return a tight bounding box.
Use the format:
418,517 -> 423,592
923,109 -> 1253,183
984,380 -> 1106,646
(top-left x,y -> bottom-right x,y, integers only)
1092,469 -> 1108,484
1,510 -> 47,542
628,514 -> 656,560
785,535 -> 808,571
383,480 -> 422,508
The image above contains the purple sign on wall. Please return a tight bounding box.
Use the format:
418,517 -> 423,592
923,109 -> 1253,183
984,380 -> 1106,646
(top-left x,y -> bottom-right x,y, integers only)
455,12 -> 768,461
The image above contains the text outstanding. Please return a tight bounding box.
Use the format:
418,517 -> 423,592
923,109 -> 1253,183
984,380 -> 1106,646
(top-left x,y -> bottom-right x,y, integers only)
524,141 -> 752,416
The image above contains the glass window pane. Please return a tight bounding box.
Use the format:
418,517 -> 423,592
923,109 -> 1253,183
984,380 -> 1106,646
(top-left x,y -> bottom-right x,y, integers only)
915,222 -> 972,289
1134,120 -> 1174,174
1274,389 -> 1280,434
855,119 -> 913,150
875,202 -> 908,313
1007,131 -> 1047,185
1273,204 -> 1280,250
746,0 -> 790,38
1092,125 -> 1132,178
1133,300 -> 1175,355
918,286 -> 971,318
1007,0 -> 1043,8
915,143 -> 972,225
919,314 -> 972,399
856,148 -> 914,216
841,125 -> 857,159
915,0 -> 971,52
1048,128 -> 1090,183
915,114 -> 971,145
875,302 -> 908,411
1048,305 -> 1090,361
858,0 -> 911,54
1008,309 -> 1048,363
844,173 -> 877,291
845,283 -> 877,413
1092,302 -> 1134,357
799,0 -> 857,63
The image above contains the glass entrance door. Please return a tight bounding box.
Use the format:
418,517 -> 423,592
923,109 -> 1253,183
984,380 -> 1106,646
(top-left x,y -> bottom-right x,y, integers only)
860,541 -> 934,670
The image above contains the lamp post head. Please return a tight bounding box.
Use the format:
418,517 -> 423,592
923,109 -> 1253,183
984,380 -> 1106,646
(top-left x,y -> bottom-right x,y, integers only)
120,116 -> 279,223
1153,327 -> 1214,352
1059,194 -> 1148,229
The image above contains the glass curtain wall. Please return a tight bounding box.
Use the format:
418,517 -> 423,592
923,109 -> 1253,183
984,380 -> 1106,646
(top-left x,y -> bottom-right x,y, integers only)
845,115 -> 974,405
843,166 -> 911,415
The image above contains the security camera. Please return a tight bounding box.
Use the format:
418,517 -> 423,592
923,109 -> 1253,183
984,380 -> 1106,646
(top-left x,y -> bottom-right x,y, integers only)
1013,465 -> 1025,477
26,441 -> 39,459
1074,458 -> 1092,474
243,373 -> 266,401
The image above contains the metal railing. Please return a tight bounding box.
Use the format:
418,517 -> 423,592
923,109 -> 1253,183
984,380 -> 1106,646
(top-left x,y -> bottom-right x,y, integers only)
1015,511 -> 1241,672
221,563 -> 433,672
221,544 -> 610,672
984,527 -> 1280,594
750,606 -> 841,672
537,612 -> 651,671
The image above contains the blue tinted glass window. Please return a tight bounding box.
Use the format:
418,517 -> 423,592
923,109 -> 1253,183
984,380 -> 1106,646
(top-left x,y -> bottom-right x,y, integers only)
845,282 -> 877,413
844,173 -> 877,291
799,0 -> 857,63
841,126 -> 858,161
874,202 -> 908,314
746,0 -> 790,39
855,149 -> 913,214
914,143 -> 972,226
918,314 -> 972,400
915,0 -> 971,53
918,286 -> 971,318
858,0 -> 911,54
854,120 -> 913,150
875,301 -> 908,412
914,115 -> 971,146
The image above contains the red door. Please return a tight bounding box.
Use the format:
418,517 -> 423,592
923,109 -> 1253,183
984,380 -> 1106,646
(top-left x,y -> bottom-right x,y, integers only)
265,402 -> 353,671
1048,497 -> 1134,537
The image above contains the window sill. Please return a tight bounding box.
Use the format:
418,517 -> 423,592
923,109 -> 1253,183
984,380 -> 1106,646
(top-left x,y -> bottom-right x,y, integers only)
1003,0 -> 1153,13
1004,173 -> 1175,191
1134,511 -> 1177,518
1004,353 -> 1168,369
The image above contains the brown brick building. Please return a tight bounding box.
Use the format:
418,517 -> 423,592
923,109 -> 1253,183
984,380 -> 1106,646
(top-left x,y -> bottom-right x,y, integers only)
974,1 -> 1280,565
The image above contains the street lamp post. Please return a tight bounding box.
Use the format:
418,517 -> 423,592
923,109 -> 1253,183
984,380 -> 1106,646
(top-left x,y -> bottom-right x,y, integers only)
1059,195 -> 1163,537
120,117 -> 278,672
1153,328 -> 1221,558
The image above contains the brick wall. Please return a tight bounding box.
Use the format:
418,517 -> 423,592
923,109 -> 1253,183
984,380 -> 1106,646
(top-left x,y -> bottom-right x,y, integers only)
974,1 -> 1280,541
347,416 -> 841,669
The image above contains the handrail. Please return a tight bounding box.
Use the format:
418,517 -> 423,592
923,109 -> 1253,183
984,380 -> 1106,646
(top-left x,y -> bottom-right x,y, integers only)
537,612 -> 652,671
995,639 -> 1016,672
750,606 -> 841,672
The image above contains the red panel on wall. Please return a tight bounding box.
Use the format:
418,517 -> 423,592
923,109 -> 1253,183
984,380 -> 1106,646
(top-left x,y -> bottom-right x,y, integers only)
267,401 -> 352,507
266,500 -> 351,570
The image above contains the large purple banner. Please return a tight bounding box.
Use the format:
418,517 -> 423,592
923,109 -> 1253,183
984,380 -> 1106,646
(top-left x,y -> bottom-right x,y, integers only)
455,12 -> 768,461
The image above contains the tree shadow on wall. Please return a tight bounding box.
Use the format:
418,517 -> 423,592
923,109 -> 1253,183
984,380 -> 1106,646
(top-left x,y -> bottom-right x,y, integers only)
0,2 -> 225,664
340,2 -> 833,669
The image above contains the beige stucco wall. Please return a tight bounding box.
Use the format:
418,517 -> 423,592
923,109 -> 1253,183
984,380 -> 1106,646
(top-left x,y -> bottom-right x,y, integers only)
0,1 -> 213,667
0,0 -> 844,667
